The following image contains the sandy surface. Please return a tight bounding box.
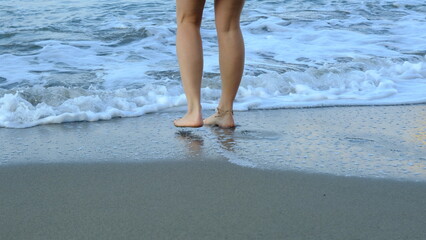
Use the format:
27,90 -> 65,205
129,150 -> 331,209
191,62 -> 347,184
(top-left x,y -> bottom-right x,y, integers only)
1,104 -> 425,180
1,105 -> 426,239
0,159 -> 426,240
1,161 -> 426,240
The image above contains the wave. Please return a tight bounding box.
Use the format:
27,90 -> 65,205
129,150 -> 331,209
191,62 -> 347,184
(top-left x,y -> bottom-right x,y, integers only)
1,58 -> 425,128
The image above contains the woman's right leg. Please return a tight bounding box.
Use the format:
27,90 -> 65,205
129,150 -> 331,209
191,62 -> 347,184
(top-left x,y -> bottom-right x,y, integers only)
174,0 -> 206,127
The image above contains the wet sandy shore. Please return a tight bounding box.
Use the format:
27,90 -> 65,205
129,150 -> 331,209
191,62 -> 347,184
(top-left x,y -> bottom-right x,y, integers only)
1,105 -> 426,239
1,104 -> 425,180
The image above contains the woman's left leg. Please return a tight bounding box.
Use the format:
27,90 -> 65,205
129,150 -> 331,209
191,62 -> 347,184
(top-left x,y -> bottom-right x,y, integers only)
203,0 -> 245,128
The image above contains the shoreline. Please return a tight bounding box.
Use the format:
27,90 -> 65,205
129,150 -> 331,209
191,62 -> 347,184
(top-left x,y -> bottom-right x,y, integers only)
2,104 -> 425,181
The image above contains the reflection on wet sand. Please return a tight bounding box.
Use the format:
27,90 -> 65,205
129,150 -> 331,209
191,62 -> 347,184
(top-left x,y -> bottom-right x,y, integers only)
208,127 -> 237,152
175,130 -> 204,156
175,127 -> 238,158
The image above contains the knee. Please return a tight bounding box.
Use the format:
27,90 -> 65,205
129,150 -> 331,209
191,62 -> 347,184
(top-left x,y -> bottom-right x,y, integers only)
215,19 -> 241,34
176,13 -> 203,27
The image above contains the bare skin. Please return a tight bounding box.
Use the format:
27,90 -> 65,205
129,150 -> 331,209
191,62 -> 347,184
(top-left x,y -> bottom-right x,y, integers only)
174,0 -> 245,128
173,0 -> 205,128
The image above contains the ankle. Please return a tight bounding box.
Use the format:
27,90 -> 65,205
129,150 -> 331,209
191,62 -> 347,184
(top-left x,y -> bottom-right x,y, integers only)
187,104 -> 202,114
217,102 -> 233,112
216,107 -> 233,117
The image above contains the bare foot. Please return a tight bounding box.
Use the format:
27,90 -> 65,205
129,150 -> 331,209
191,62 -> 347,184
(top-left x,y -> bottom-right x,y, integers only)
203,108 -> 235,128
174,112 -> 203,128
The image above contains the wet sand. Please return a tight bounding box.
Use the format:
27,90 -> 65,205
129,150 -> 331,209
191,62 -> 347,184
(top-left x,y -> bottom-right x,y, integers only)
1,105 -> 426,239
1,104 -> 425,180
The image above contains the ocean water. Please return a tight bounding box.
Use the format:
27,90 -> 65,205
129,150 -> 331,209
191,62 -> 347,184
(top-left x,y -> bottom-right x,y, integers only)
1,0 -> 426,128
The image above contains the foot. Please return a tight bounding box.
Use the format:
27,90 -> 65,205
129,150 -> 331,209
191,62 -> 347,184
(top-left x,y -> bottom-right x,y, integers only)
174,112 -> 203,128
203,108 -> 235,128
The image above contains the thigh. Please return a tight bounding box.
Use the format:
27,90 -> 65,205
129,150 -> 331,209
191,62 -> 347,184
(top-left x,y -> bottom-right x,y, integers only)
176,0 -> 206,24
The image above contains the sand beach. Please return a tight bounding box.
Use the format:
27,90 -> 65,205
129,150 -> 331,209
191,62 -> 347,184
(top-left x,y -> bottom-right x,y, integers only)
1,105 -> 426,239
2,1 -> 426,239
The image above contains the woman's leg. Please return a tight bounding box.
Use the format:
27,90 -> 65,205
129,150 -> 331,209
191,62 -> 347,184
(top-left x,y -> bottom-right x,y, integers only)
174,0 -> 206,127
204,0 -> 245,128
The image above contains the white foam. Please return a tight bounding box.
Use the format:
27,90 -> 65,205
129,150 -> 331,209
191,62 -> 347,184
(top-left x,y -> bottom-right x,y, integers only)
0,87 -> 185,128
